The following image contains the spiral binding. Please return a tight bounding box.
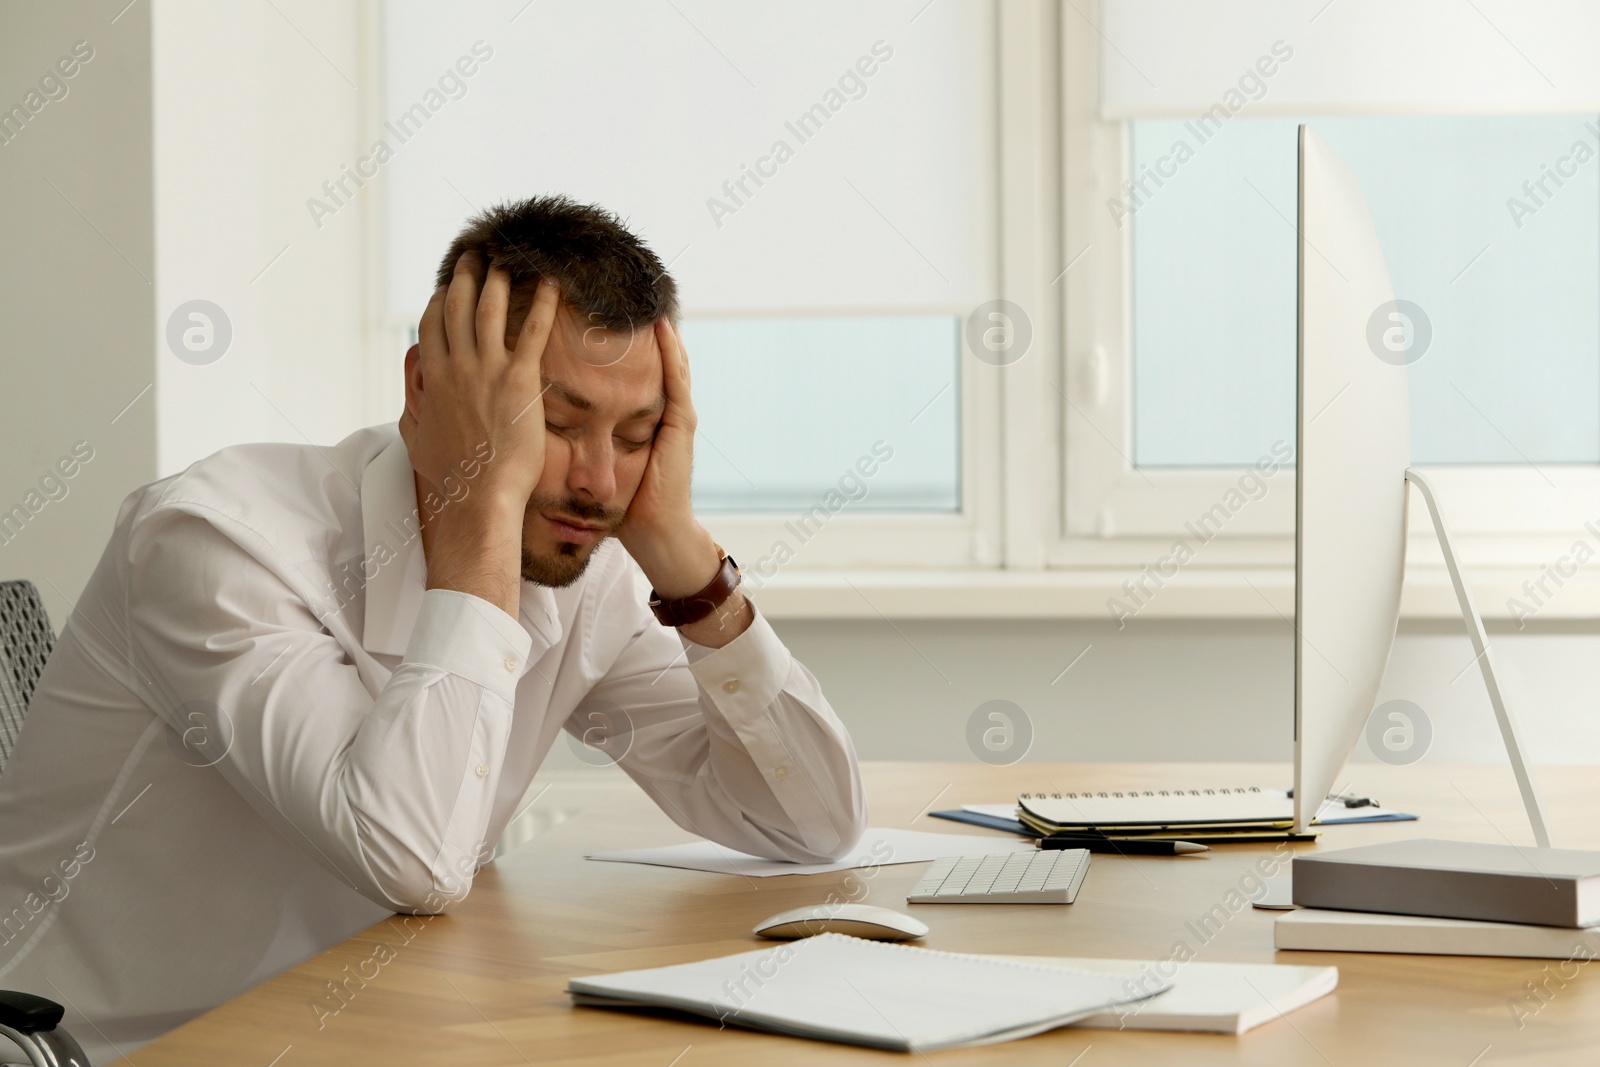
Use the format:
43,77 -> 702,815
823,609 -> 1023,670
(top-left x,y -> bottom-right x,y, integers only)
1020,786 -> 1262,799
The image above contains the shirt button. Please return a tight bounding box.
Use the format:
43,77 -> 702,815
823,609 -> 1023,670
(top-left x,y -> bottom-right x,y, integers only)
722,679 -> 741,694
475,763 -> 489,778
504,656 -> 520,673
774,765 -> 789,781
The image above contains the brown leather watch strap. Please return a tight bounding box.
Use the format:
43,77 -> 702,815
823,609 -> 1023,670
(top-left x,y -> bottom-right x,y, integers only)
648,547 -> 742,628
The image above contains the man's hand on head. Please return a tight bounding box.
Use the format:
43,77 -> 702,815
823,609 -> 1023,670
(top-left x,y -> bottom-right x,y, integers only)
618,318 -> 753,648
399,252 -> 561,618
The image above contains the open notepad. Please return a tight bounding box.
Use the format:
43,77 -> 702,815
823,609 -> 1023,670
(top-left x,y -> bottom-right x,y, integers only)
568,933 -> 1168,1052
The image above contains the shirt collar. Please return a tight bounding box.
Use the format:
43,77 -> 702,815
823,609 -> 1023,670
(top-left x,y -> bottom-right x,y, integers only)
359,432 -> 562,656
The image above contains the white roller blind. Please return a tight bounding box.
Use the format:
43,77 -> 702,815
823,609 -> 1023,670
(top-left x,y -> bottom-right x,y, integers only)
1101,0 -> 1600,118
382,0 -> 997,318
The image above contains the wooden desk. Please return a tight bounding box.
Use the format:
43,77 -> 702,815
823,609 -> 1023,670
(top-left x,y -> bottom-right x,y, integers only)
117,763 -> 1600,1065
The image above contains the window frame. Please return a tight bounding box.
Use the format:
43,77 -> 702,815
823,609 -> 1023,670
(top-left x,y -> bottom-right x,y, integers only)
1054,2 -> 1600,585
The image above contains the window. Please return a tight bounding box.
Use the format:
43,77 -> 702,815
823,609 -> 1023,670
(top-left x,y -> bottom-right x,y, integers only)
378,0 -> 998,568
685,315 -> 959,512
1130,115 -> 1600,468
1061,0 -> 1600,586
369,0 -> 1600,613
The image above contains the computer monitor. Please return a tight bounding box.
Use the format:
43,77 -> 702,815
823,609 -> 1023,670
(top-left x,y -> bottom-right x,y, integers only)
1292,126 -> 1551,844
1292,125 -> 1410,833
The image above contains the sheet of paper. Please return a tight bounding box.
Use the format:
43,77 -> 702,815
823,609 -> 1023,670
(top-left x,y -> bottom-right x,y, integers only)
586,827 -> 1034,878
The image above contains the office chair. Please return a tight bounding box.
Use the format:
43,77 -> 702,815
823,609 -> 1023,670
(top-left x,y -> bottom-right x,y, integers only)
0,580 -> 56,773
0,581 -> 92,1067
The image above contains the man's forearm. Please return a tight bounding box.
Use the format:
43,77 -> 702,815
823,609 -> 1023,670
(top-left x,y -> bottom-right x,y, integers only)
628,522 -> 752,649
421,490 -> 527,618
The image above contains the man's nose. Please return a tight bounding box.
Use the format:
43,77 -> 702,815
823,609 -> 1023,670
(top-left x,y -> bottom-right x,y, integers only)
566,437 -> 616,504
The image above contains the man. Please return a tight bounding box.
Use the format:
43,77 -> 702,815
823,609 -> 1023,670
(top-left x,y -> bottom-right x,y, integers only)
0,195 -> 866,1062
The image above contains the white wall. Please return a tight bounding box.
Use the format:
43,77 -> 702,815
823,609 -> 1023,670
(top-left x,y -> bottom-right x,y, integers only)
152,0 -> 374,475
0,0 -> 156,626
765,619 -> 1600,767
533,618 -> 1600,771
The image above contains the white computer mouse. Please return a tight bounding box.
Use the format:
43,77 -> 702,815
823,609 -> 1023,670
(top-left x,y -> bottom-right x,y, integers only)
753,902 -> 929,941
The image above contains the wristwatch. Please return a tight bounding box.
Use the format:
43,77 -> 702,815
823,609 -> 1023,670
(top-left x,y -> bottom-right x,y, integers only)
648,545 -> 742,627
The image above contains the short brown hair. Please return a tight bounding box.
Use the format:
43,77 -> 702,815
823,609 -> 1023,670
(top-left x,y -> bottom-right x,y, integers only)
435,194 -> 679,331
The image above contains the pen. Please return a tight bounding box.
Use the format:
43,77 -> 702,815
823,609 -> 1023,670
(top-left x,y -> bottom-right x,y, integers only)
1038,836 -> 1210,855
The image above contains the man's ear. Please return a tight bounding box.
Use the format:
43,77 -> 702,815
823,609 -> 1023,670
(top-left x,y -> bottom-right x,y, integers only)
403,343 -> 423,421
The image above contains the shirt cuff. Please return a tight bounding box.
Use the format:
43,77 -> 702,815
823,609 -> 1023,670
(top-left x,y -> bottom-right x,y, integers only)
402,588 -> 534,702
684,604 -> 790,724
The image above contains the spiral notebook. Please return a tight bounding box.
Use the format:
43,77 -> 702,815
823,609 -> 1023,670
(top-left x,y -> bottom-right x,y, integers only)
943,787 -> 1412,840
1018,787 -> 1293,831
568,933 -> 1167,1052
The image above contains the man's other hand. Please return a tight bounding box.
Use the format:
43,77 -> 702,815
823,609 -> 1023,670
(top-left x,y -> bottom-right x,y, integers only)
620,319 -> 753,647
400,252 -> 561,617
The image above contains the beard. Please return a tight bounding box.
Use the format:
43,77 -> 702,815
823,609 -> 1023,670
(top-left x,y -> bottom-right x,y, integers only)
519,492 -> 624,587
520,541 -> 599,587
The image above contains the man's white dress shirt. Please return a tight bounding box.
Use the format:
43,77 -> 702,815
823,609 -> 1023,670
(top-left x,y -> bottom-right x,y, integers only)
0,425 -> 865,1062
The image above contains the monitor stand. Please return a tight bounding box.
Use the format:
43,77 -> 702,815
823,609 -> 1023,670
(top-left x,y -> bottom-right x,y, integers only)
1404,468 -> 1552,848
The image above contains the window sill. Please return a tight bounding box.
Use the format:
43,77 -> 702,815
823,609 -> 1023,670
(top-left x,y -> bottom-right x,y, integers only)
749,566 -> 1600,623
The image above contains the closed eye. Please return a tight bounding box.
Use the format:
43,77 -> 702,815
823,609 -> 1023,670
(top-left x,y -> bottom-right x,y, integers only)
548,421 -> 648,452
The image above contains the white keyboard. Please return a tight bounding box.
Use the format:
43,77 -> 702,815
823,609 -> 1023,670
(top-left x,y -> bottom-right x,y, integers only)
906,850 -> 1090,904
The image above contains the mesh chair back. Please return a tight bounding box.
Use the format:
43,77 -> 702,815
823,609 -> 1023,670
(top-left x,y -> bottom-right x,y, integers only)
0,581 -> 55,774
